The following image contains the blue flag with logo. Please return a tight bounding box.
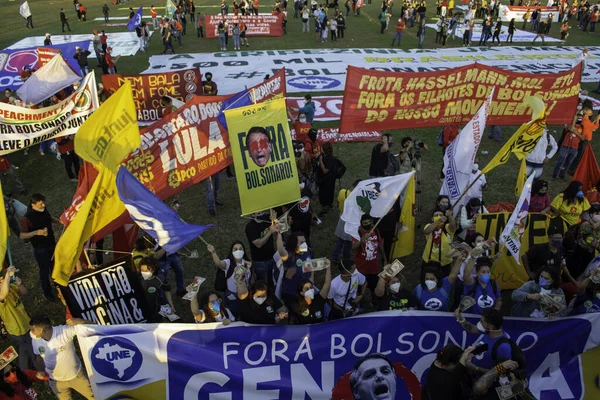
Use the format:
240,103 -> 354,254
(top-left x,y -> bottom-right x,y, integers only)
216,88 -> 252,130
116,166 -> 213,254
127,6 -> 143,31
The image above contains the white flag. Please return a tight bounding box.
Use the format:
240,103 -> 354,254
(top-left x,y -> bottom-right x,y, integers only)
499,173 -> 536,264
19,1 -> 31,18
17,54 -> 81,106
440,90 -> 493,214
342,172 -> 414,240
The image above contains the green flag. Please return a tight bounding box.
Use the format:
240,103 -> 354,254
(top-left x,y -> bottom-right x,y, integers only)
166,0 -> 177,18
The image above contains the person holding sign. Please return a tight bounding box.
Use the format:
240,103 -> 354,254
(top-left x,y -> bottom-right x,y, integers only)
138,257 -> 175,323
190,291 -> 235,325
512,267 -> 567,318
290,259 -> 332,324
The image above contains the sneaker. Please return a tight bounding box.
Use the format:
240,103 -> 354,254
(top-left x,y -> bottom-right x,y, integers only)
215,199 -> 224,206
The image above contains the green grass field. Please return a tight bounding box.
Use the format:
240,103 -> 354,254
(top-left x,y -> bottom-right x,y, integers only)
0,0 -> 599,397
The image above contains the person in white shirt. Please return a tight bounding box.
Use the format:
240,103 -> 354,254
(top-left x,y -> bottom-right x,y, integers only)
525,130 -> 558,179
29,316 -> 95,400
466,160 -> 487,202
327,260 -> 366,319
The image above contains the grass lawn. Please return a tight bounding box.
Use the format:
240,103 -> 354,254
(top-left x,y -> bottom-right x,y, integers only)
0,0 -> 599,397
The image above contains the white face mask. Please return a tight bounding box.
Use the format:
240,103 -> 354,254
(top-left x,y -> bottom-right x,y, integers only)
253,296 -> 267,305
593,215 -> 600,223
299,182 -> 306,190
540,287 -> 552,294
472,163 -> 479,171
425,280 -> 437,291
141,271 -> 153,280
304,288 -> 315,299
476,321 -> 487,333
299,117 -> 307,123
232,250 -> 244,260
298,242 -> 308,253
389,282 -> 401,293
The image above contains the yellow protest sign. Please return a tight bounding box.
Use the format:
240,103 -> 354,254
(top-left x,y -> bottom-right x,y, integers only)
581,346 -> 600,400
475,212 -> 550,290
224,98 -> 300,215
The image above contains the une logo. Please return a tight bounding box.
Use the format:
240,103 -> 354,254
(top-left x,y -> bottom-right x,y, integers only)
288,76 -> 340,90
91,337 -> 143,381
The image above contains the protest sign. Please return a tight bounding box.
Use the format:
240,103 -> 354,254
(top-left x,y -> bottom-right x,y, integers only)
37,47 -> 62,68
476,212 -> 551,290
76,311 -> 600,400
59,257 -> 149,324
0,73 -> 98,155
122,95 -> 233,200
204,14 -> 283,37
339,64 -> 580,132
102,68 -> 203,123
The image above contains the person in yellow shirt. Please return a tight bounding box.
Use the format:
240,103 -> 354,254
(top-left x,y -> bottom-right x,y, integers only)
0,266 -> 36,371
551,180 -> 590,228
422,209 -> 456,276
448,0 -> 454,17
332,179 -> 360,262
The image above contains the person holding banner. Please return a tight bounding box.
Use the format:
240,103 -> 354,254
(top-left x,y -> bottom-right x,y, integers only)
237,279 -> 288,324
290,259 -> 332,324
191,291 -> 235,324
278,232 -> 314,310
462,256 -> 502,314
422,209 -> 456,276
512,267 -> 567,317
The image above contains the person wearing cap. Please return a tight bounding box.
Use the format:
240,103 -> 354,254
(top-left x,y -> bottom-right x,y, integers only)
202,72 -> 218,95
60,8 -> 71,32
43,33 -> 52,46
73,47 -> 91,75
289,94 -> 315,124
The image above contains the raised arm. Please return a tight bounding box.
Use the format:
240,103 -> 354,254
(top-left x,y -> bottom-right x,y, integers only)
319,260 -> 333,299
462,256 -> 476,286
207,244 -> 227,269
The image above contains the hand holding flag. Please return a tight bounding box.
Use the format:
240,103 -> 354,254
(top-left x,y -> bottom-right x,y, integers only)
127,6 -> 143,31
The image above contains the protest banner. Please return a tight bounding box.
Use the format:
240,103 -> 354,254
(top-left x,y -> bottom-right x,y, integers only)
204,14 -> 283,37
498,5 -> 559,21
122,95 -> 233,200
225,98 -> 300,215
75,311 -> 600,399
146,46 -> 600,93
102,68 -> 203,123
59,257 -> 149,325
37,47 -> 62,68
0,73 -> 98,156
339,63 -> 580,133
290,127 -> 381,142
476,212 -> 550,290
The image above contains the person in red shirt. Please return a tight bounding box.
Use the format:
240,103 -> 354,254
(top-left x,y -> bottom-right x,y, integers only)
568,107 -> 599,175
288,109 -> 311,142
55,136 -> 80,182
304,128 -> 323,159
553,122 -> 584,180
0,362 -> 49,400
150,6 -> 159,29
2,90 -> 12,104
352,214 -> 386,298
99,30 -> 108,52
79,4 -> 87,21
391,17 -> 406,46
239,18 -> 249,46
586,179 -> 600,204
105,47 -> 119,74
0,158 -> 27,195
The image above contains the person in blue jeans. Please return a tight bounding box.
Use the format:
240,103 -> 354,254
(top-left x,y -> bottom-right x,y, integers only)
159,252 -> 186,296
487,125 -> 502,141
206,172 -> 223,216
245,210 -> 277,286
552,124 -> 584,180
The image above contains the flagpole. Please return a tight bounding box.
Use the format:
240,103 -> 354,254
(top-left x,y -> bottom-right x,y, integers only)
449,172 -> 483,213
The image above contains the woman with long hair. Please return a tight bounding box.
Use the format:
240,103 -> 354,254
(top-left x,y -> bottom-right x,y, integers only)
191,291 -> 234,325
529,179 -> 551,213
290,260 -> 332,324
551,180 -> 590,227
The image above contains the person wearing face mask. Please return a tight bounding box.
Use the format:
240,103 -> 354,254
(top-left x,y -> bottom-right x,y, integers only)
237,280 -> 288,324
435,195 -> 450,213
328,260 -> 367,319
529,179 -> 551,213
511,267 -> 567,317
19,194 -> 59,302
289,94 -> 315,124
288,110 -> 311,143
191,291 -> 235,325
245,209 -> 278,285
290,260 -> 332,324
285,181 -> 318,243
421,344 -> 475,400
316,142 -> 345,217
566,204 -> 600,278
551,180 -> 590,228
208,241 -> 252,317
293,141 -> 313,184
423,209 -> 457,276
139,257 -> 175,322
462,256 -> 502,314
0,361 -> 48,400
277,232 -> 314,310
374,270 -> 419,311
569,269 -> 600,314
368,134 -> 392,178
201,72 -> 218,95
415,261 -> 460,311
352,214 -> 386,297
465,159 -> 487,203
457,197 -> 488,241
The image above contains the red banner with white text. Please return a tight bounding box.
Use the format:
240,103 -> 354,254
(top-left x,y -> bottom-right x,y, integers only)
204,14 -> 283,38
37,47 -> 62,68
339,64 -> 581,133
102,68 -> 203,123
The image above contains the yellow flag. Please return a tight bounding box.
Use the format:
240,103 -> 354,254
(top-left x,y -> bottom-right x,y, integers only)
391,174 -> 415,258
0,184 -> 8,267
515,159 -> 527,198
52,166 -> 125,286
481,96 -> 546,175
74,81 -> 141,172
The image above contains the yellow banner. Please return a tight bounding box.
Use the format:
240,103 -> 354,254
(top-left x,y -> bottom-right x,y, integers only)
53,166 -> 126,286
475,212 -> 550,290
224,98 -> 300,215
74,81 -> 141,173
0,184 -> 7,267
391,174 -> 415,258
582,346 -> 600,400
481,96 -> 546,175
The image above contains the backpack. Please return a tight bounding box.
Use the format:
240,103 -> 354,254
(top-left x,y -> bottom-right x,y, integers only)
491,337 -> 527,371
384,152 -> 399,176
214,261 -> 236,292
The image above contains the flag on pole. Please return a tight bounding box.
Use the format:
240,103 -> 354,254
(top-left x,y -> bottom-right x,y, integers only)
500,173 -> 536,264
0,184 -> 8,268
116,167 -> 213,254
19,1 -> 31,19
515,159 -> 527,198
573,145 -> 600,195
342,172 -> 414,240
391,174 -> 415,258
127,6 -> 143,31
217,89 -> 252,130
166,0 -> 177,18
481,96 -> 547,175
440,91 -> 493,213
74,81 -> 140,173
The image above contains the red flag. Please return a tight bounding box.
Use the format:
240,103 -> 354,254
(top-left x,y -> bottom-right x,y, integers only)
572,145 -> 600,201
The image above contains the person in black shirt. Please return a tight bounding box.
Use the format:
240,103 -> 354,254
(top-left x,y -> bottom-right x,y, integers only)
139,257 -> 175,323
368,134 -> 392,177
245,210 -> 277,284
290,259 -> 332,324
422,344 -> 475,400
374,273 -> 419,311
19,194 -> 58,301
521,228 -> 564,279
237,280 -> 287,324
285,184 -> 317,244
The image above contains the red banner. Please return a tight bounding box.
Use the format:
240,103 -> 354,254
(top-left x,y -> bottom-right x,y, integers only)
247,68 -> 287,103
339,64 -> 581,134
102,68 -> 203,124
291,127 -> 382,142
204,14 -> 283,38
37,47 -> 61,68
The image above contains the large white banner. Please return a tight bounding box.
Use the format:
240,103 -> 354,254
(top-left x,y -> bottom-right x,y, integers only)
145,46 -> 600,93
8,32 -> 153,57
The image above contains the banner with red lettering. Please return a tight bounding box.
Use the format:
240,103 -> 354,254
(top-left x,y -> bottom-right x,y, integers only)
122,95 -> 232,200
339,64 -> 581,134
102,68 -> 203,124
204,14 -> 283,38
37,47 -> 62,68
